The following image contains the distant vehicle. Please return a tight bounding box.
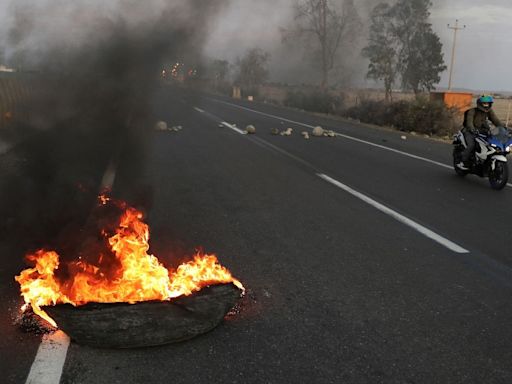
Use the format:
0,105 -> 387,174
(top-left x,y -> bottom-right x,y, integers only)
453,126 -> 512,190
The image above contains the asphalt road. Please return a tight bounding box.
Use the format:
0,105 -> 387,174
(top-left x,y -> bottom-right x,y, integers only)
2,86 -> 512,383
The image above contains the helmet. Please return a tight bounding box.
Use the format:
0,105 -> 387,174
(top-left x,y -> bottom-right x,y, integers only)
477,95 -> 494,112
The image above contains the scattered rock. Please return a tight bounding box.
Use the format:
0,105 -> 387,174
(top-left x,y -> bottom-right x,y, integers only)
270,128 -> 280,135
401,135 -> 407,140
312,126 -> 324,137
280,128 -> 293,136
301,131 -> 310,140
245,125 -> 256,134
218,124 -> 224,128
155,121 -> 168,131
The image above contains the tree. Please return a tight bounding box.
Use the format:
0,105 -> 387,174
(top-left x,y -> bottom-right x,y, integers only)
402,24 -> 446,93
362,0 -> 446,96
283,0 -> 361,89
211,59 -> 230,82
362,3 -> 397,101
235,48 -> 270,89
390,0 -> 446,94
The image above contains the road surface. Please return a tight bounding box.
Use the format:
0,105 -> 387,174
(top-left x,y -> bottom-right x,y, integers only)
1,86 -> 511,383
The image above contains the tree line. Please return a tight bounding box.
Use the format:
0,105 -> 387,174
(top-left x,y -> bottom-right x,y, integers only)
200,0 -> 446,99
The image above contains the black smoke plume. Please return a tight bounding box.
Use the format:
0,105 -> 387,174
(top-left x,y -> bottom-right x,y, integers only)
0,0 -> 227,258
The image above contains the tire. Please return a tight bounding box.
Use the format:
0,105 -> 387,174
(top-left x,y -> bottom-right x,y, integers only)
453,148 -> 468,177
489,161 -> 508,190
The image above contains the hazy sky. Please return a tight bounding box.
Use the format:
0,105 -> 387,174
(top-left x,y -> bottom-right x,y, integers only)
431,0 -> 512,92
204,0 -> 512,92
1,0 -> 511,92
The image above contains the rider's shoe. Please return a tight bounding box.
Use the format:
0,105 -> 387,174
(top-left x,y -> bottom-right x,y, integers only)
456,161 -> 469,171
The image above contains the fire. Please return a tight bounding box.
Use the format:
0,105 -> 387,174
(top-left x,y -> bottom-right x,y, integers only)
15,199 -> 243,327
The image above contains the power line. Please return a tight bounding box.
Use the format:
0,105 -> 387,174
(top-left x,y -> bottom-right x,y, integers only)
447,19 -> 466,91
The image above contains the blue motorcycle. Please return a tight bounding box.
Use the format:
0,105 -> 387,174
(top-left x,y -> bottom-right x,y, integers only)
453,126 -> 512,190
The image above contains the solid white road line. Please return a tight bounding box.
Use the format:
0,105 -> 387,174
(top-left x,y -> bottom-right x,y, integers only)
212,99 -> 317,128
209,99 -> 512,188
194,107 -> 205,113
318,173 -> 469,254
25,331 -> 70,384
26,150 -> 121,383
333,132 -> 452,169
221,121 -> 246,135
211,99 -> 452,167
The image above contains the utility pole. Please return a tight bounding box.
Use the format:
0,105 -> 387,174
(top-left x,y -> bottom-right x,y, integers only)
447,19 -> 466,91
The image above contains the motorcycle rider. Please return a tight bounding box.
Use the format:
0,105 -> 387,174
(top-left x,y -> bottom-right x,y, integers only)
457,95 -> 504,170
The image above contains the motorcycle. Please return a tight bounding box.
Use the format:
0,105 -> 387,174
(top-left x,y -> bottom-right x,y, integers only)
453,126 -> 512,190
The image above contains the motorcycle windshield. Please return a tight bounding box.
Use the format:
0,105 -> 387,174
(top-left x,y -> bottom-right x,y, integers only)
488,127 -> 512,147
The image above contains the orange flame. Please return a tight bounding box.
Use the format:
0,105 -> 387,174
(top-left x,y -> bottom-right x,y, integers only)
15,201 -> 243,327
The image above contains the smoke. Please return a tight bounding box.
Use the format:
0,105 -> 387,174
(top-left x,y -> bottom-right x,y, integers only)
203,0 -> 391,87
0,0 -> 227,254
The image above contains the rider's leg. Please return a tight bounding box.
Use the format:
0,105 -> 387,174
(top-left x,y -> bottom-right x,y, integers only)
461,131 -> 476,164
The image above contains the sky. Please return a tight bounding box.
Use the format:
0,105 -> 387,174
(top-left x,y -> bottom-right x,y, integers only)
203,0 -> 512,92
0,0 -> 511,93
431,0 -> 512,92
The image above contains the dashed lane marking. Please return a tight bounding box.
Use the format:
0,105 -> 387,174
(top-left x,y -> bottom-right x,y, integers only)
221,121 -> 246,135
208,98 -> 512,188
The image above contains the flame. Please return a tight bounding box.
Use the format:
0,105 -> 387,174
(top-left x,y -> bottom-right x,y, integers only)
15,200 -> 243,327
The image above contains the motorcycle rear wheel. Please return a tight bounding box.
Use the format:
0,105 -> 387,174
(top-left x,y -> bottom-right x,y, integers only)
489,161 -> 508,190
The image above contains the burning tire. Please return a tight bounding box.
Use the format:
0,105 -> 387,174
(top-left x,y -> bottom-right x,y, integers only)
15,195 -> 245,347
43,283 -> 242,348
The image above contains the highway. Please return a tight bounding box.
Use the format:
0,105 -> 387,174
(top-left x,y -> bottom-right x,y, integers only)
1,86 -> 511,383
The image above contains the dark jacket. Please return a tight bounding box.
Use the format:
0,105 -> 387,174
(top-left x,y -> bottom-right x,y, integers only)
464,107 -> 504,135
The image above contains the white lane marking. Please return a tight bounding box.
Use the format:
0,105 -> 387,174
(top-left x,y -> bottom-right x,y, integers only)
333,132 -> 452,169
212,99 -> 451,166
210,99 -> 512,188
318,173 -> 469,254
26,151 -> 120,383
221,121 -> 246,135
212,99 -> 316,128
25,331 -> 70,384
194,107 -> 205,113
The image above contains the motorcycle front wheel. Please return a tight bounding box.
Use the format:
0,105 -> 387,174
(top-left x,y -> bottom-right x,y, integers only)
489,161 -> 508,190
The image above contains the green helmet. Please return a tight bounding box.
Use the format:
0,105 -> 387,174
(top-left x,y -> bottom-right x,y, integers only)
477,95 -> 494,112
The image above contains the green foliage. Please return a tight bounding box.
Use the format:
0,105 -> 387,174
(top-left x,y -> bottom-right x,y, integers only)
345,98 -> 457,136
362,3 -> 397,101
391,0 -> 446,93
363,0 -> 446,95
403,25 -> 446,93
284,89 -> 342,114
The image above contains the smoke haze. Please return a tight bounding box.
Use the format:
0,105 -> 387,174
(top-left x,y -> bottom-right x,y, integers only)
0,0 -> 228,254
